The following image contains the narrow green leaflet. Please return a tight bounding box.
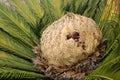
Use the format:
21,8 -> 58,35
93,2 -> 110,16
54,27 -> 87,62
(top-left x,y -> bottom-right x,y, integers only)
83,0 -> 100,18
39,0 -> 67,34
8,0 -> 37,29
84,0 -> 120,80
40,0 -> 65,22
0,51 -> 36,72
93,0 -> 106,23
0,67 -> 43,79
66,0 -> 88,14
98,0 -> 114,30
0,2 -> 39,47
85,44 -> 120,80
25,0 -> 44,19
102,21 -> 120,57
0,29 -> 35,59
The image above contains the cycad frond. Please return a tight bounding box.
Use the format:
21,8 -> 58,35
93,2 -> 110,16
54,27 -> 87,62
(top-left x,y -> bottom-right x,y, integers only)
84,0 -> 120,79
25,0 -> 44,19
0,51 -> 36,71
8,0 -> 38,29
0,67 -> 43,80
0,1 -> 39,47
82,0 -> 100,17
85,44 -> 120,80
0,29 -> 35,59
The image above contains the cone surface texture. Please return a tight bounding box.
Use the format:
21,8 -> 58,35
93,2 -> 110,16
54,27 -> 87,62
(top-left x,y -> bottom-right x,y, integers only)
39,13 -> 102,66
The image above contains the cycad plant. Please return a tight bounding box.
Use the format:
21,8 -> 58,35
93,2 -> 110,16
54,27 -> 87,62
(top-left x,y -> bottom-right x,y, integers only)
0,0 -> 120,80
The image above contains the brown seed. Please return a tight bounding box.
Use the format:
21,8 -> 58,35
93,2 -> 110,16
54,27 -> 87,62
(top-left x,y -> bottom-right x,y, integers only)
77,42 -> 82,47
82,45 -> 86,50
83,42 -> 85,44
66,35 -> 72,39
77,43 -> 80,47
72,32 -> 79,39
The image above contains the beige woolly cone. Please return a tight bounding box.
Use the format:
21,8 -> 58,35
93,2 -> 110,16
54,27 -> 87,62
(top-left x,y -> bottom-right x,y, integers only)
38,13 -> 101,66
33,13 -> 106,80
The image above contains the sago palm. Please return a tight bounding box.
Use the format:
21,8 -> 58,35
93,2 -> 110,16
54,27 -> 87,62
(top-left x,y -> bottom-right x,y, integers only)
0,0 -> 120,80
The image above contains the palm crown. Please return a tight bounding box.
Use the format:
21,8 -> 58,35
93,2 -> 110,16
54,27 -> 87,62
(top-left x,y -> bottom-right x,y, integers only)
0,0 -> 120,80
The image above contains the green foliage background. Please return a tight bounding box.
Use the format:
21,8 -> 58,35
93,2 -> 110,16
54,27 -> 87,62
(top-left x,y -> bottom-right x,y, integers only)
0,0 -> 119,80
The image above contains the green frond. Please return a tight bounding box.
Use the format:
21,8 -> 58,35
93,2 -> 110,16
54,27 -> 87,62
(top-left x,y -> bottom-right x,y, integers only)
84,0 -> 120,79
93,0 -> 106,23
0,51 -> 36,72
0,29 -> 35,59
85,44 -> 120,80
74,0 -> 89,14
39,0 -> 68,34
40,0 -> 64,22
0,67 -> 43,80
8,0 -> 37,29
97,0 -> 114,30
102,20 -> 120,57
66,0 -> 89,14
0,1 -> 39,47
83,0 -> 99,18
24,0 -> 44,19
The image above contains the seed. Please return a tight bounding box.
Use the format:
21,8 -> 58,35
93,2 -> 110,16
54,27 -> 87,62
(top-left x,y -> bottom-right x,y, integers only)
72,32 -> 80,40
77,42 -> 80,47
67,35 -> 72,39
83,42 -> 85,44
82,45 -> 86,50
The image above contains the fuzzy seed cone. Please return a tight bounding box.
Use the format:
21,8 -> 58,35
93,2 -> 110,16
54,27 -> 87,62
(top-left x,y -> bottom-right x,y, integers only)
39,13 -> 102,66
33,13 -> 106,80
